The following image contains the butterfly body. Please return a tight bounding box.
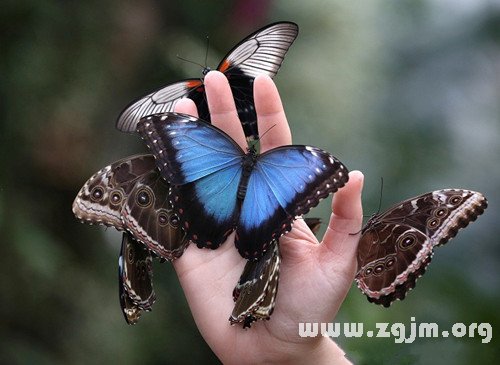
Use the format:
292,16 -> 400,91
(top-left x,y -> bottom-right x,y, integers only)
236,147 -> 258,201
138,112 -> 349,260
355,189 -> 487,307
116,21 -> 299,142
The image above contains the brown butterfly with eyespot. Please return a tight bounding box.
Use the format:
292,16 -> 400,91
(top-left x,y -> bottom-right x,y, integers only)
73,154 -> 188,260
355,189 -> 487,307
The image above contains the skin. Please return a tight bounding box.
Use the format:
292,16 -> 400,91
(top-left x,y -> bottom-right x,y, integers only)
172,71 -> 364,364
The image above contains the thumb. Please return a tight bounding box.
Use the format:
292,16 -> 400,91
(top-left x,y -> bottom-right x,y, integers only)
320,170 -> 364,282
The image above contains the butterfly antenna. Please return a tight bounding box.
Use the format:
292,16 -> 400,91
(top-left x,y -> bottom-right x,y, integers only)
351,178 -> 384,236
376,177 -> 384,215
176,54 -> 206,70
257,124 -> 277,142
204,35 -> 210,68
359,177 -> 384,220
248,124 -> 277,151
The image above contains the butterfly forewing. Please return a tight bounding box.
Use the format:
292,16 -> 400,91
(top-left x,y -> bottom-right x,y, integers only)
119,233 -> 156,324
122,169 -> 188,260
116,21 -> 298,142
138,113 -> 243,249
117,81 -> 202,134
355,189 -> 487,306
219,21 -> 298,78
72,154 -> 189,261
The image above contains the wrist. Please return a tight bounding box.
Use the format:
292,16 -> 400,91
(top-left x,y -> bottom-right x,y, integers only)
257,337 -> 351,365
294,337 -> 352,365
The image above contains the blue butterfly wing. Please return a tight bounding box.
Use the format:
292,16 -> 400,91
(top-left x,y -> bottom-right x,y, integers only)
138,112 -> 244,249
237,146 -> 349,259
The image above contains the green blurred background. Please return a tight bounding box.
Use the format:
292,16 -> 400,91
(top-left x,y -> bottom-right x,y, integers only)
1,0 -> 499,364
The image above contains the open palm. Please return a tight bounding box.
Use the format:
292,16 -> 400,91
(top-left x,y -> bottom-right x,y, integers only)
172,71 -> 364,364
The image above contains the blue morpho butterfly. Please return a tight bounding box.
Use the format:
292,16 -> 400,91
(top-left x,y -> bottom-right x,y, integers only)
116,21 -> 299,142
137,112 -> 349,260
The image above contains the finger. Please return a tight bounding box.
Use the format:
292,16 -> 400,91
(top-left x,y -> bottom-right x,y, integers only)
322,170 -> 364,263
254,74 -> 291,151
174,98 -> 199,116
172,97 -> 243,273
172,233 -> 242,280
204,71 -> 247,149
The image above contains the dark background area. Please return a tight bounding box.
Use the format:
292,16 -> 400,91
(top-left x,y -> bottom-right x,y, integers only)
1,0 -> 498,364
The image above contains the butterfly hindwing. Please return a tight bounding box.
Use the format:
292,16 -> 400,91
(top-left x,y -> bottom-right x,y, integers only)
356,223 -> 430,307
122,168 -> 188,260
119,233 -> 156,324
355,189 -> 487,307
116,21 -> 298,141
138,112 -> 349,259
230,242 -> 280,328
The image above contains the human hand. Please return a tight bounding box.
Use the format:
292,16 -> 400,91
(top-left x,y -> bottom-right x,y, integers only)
172,70 -> 364,364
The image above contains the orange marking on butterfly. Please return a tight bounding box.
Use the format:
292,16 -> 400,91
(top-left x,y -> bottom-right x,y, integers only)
186,80 -> 203,90
218,59 -> 231,73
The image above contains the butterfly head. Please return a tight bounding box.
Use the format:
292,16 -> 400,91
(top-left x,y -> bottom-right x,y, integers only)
363,213 -> 382,231
176,54 -> 211,77
359,177 -> 385,232
244,123 -> 276,155
246,142 -> 259,157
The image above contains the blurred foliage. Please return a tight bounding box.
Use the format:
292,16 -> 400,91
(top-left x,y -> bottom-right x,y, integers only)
1,0 -> 499,364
